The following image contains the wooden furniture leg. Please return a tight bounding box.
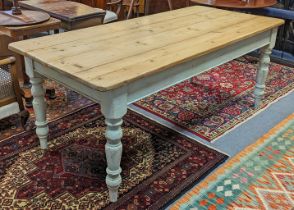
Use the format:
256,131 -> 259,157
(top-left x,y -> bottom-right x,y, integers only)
46,88 -> 56,99
0,0 -> 4,10
126,0 -> 135,19
254,45 -> 272,108
31,76 -> 48,149
167,0 -> 173,10
25,59 -> 49,149
144,0 -> 150,15
253,28 -> 277,108
100,90 -> 127,202
10,56 -> 29,126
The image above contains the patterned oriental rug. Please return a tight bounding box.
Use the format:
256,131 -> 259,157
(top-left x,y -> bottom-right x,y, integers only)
172,113 -> 294,210
133,56 -> 294,142
0,104 -> 227,209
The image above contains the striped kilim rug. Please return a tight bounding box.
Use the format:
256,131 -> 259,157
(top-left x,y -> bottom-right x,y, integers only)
172,113 -> 294,210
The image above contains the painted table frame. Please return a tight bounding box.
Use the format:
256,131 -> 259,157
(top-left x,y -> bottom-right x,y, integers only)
24,27 -> 277,202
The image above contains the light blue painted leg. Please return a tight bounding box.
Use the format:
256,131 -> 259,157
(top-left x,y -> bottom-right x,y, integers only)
100,89 -> 127,202
254,45 -> 272,108
25,57 -> 49,149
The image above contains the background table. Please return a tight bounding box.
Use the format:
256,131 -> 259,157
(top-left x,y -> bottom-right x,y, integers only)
189,0 -> 277,9
0,10 -> 50,26
19,0 -> 105,30
0,17 -> 60,37
0,17 -> 61,80
0,17 -> 61,105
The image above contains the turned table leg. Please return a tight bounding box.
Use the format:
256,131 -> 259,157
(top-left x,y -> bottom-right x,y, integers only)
25,58 -> 49,149
31,76 -> 49,149
253,45 -> 272,108
101,91 -> 127,202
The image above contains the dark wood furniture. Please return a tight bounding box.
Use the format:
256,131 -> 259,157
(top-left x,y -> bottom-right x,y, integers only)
106,0 -> 142,20
0,17 -> 61,74
106,0 -> 122,18
0,17 -> 61,78
2,0 -> 106,10
0,17 -> 60,37
124,0 -> 140,18
0,57 -> 28,126
0,17 -> 61,106
0,0 -> 50,25
189,0 -> 277,9
0,10 -> 50,26
70,0 -> 176,17
19,0 -> 106,30
1,0 -> 6,9
77,0 -> 106,8
144,0 -> 173,15
144,0 -> 187,14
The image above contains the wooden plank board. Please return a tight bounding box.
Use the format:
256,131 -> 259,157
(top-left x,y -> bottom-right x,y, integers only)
24,8 -> 231,64
9,6 -> 284,91
9,6 -> 212,52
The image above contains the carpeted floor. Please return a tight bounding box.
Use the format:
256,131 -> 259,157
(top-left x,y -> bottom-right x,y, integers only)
0,104 -> 227,209
133,56 -> 294,142
171,113 -> 294,210
0,82 -> 93,141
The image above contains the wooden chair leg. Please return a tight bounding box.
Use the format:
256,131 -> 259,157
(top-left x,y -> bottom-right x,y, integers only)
46,88 -> 56,99
144,0 -> 150,15
167,0 -> 173,10
18,109 -> 29,128
25,96 -> 33,108
186,0 -> 190,6
127,0 -> 135,19
135,5 -> 139,17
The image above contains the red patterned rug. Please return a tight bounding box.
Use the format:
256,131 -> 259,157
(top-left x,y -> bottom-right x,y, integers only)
134,56 -> 294,141
0,82 -> 93,141
0,104 -> 227,209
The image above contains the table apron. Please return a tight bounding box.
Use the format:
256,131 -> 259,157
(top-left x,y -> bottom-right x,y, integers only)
25,58 -> 105,102
127,30 -> 273,103
26,29 -> 275,105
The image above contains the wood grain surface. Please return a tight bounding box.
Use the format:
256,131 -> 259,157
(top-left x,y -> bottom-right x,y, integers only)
9,6 -> 284,91
19,0 -> 105,21
0,10 -> 50,26
0,17 -> 61,37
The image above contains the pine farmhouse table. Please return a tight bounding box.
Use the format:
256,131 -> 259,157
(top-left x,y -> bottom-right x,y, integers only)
9,6 -> 284,202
